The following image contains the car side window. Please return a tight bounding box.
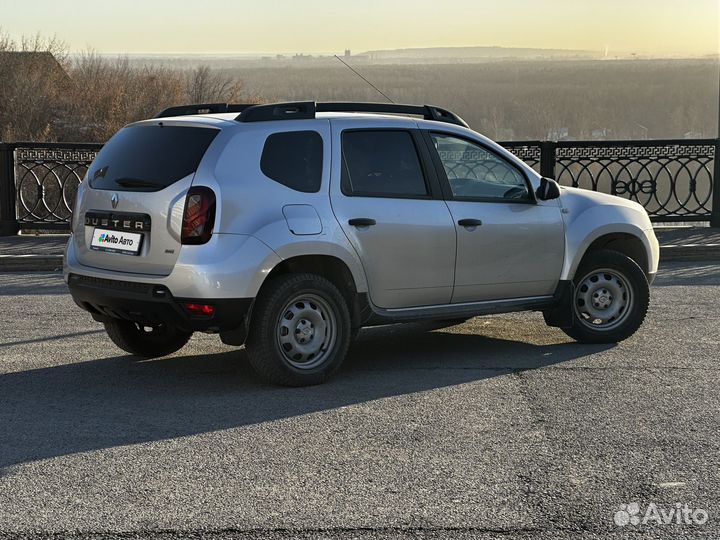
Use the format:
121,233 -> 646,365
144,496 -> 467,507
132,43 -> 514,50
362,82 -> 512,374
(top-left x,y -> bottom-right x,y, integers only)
341,130 -> 428,197
430,133 -> 530,201
261,131 -> 323,193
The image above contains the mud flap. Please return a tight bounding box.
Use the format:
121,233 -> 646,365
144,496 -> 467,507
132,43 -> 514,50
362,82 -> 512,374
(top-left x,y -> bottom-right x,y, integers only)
219,301 -> 254,346
543,280 -> 574,329
220,324 -> 248,346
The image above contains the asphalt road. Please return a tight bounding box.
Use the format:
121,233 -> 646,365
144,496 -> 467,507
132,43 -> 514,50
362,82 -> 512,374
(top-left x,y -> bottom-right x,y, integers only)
1,262 -> 719,540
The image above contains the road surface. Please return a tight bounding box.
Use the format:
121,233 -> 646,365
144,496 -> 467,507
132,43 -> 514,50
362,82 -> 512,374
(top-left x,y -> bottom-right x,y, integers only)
1,262 -> 719,539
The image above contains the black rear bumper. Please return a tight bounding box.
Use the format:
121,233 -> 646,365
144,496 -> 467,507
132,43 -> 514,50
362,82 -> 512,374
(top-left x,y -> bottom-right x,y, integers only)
67,273 -> 252,333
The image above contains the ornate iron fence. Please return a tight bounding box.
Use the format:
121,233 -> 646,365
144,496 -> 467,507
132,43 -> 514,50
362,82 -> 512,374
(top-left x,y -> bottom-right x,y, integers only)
552,140 -> 717,222
501,141 -> 543,172
0,142 -> 102,234
0,138 -> 718,234
15,143 -> 101,228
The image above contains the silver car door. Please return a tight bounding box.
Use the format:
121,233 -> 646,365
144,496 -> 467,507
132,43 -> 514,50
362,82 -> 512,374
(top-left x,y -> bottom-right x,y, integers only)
426,131 -> 565,303
329,123 -> 456,309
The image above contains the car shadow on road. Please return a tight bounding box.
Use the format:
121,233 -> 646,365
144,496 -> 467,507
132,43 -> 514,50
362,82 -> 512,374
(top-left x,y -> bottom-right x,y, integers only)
0,321 -> 613,470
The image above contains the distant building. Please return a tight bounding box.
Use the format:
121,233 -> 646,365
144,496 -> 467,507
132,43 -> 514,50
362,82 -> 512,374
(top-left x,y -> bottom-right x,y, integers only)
344,49 -> 351,58
547,127 -> 569,140
0,51 -> 72,142
0,51 -> 70,84
591,128 -> 612,140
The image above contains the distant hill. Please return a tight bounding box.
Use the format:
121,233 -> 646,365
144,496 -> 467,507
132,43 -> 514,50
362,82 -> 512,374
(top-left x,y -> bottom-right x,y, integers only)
359,46 -> 600,62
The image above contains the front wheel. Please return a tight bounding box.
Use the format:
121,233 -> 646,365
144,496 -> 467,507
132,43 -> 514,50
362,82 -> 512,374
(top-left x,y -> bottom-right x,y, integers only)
104,320 -> 192,357
561,249 -> 649,344
245,273 -> 351,386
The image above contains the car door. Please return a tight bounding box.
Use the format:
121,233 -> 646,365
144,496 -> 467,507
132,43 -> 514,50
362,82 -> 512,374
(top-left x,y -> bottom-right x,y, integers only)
329,123 -> 456,309
424,131 -> 565,303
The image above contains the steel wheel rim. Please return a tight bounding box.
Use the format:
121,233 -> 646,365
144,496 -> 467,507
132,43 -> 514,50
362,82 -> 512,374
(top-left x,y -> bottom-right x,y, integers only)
276,293 -> 337,370
574,268 -> 634,331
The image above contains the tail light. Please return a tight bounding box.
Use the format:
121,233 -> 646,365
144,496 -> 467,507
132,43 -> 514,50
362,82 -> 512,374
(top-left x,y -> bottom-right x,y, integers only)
181,186 -> 216,245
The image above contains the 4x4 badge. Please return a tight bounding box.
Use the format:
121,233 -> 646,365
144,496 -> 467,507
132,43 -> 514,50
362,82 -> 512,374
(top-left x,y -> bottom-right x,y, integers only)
111,193 -> 119,209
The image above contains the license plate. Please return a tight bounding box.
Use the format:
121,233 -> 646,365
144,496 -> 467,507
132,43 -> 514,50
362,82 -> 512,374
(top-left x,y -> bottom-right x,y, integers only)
90,228 -> 143,255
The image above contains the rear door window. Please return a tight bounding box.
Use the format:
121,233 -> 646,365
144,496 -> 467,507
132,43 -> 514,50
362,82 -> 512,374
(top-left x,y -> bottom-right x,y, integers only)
341,130 -> 429,198
260,131 -> 323,193
88,125 -> 219,192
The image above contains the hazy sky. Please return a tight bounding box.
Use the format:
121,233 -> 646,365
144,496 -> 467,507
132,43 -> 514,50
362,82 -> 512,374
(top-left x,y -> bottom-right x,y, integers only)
1,0 -> 718,56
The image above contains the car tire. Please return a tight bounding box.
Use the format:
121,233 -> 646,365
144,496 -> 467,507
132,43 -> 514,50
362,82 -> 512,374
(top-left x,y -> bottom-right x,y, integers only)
562,249 -> 649,344
104,320 -> 192,357
246,273 -> 351,387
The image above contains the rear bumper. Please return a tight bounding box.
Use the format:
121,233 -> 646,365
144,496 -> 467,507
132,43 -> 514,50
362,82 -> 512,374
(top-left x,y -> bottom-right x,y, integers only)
64,232 -> 282,300
67,273 -> 252,333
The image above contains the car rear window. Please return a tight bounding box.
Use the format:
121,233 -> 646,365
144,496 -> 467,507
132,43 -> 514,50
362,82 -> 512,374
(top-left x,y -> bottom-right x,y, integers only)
88,125 -> 219,191
260,131 -> 323,193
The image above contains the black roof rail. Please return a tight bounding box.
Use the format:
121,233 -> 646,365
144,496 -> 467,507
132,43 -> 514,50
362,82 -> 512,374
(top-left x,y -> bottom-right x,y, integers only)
236,101 -> 469,128
317,102 -> 469,128
237,101 -> 316,122
154,103 -> 256,119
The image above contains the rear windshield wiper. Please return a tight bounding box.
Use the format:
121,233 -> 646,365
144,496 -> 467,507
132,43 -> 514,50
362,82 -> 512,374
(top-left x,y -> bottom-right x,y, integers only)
114,178 -> 164,189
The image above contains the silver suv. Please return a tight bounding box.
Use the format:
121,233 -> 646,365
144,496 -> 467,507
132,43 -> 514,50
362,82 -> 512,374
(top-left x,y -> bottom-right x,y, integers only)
64,101 -> 660,386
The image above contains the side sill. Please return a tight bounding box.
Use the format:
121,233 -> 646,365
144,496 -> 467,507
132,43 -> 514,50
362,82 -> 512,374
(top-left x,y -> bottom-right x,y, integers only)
359,294 -> 557,326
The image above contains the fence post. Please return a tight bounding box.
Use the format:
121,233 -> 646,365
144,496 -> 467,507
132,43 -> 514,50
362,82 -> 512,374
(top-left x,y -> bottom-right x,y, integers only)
711,139 -> 720,228
0,144 -> 19,236
540,141 -> 557,179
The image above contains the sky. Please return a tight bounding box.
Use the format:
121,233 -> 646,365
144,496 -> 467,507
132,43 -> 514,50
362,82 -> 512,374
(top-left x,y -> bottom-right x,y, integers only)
0,0 -> 718,56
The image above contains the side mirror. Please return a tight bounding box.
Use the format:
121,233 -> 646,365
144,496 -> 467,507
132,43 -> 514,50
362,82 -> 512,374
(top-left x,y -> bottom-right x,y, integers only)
536,177 -> 561,201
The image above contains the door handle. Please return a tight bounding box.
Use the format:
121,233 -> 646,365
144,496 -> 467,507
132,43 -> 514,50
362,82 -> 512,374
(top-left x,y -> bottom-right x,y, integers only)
348,218 -> 376,227
458,218 -> 482,227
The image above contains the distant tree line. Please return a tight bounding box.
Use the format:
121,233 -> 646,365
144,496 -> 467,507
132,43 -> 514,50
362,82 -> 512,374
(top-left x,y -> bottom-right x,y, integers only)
0,31 -> 717,142
0,32 -> 260,142
235,59 -> 718,140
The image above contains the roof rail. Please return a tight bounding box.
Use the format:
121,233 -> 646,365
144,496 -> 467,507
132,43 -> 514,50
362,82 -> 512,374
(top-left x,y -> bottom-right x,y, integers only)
237,101 -> 316,122
318,102 -> 469,128
236,101 -> 469,128
154,103 -> 256,119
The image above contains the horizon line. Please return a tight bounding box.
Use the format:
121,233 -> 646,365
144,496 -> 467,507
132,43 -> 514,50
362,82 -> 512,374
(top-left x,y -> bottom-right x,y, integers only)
82,51 -> 719,59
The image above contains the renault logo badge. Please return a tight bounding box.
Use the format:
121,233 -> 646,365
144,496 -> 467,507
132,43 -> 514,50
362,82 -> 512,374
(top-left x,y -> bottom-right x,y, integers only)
111,193 -> 119,209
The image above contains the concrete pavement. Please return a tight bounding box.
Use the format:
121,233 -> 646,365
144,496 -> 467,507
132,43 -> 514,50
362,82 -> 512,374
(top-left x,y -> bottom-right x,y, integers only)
0,261 -> 719,539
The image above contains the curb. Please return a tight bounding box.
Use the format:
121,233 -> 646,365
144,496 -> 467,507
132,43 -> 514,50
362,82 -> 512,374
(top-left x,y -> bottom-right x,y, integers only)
1,246 -> 720,272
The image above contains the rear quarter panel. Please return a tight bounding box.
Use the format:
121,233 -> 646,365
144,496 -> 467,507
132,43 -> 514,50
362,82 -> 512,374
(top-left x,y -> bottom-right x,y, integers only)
211,119 -> 368,294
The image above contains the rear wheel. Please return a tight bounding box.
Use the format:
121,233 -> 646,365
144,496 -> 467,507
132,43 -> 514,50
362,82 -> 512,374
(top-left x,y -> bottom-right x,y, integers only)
562,249 -> 649,344
104,320 -> 192,357
246,273 -> 351,386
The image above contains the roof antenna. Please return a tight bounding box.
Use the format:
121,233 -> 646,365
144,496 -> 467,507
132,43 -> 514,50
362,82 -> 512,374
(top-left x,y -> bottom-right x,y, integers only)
334,55 -> 395,104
